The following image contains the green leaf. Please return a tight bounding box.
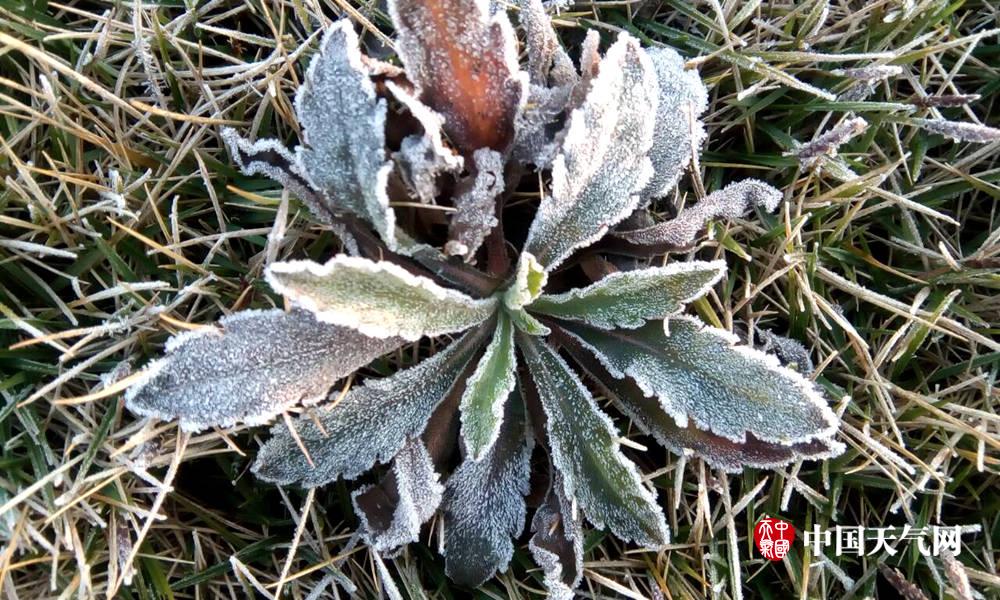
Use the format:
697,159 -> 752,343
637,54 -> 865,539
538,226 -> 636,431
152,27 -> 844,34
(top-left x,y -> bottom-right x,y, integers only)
444,392 -> 532,586
252,329 -> 483,487
507,307 -> 551,336
125,309 -> 402,432
503,253 -> 547,310
559,331 -> 844,472
529,260 -> 725,329
518,334 -> 669,548
266,255 -> 497,341
562,317 -> 838,445
522,33 -> 659,271
459,311 -> 518,460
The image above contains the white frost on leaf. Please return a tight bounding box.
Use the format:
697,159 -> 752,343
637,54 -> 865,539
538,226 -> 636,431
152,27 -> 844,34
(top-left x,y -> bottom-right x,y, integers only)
266,255 -> 497,341
125,309 -> 402,432
640,46 -> 708,201
293,21 -> 399,249
523,33 -> 659,271
446,148 -> 505,260
458,312 -> 517,460
617,179 -> 783,247
562,316 -> 839,445
911,118 -> 1000,143
528,472 -> 583,600
518,0 -> 576,87
561,336 -> 845,473
221,128 -> 331,224
388,0 -> 527,154
352,438 -> 444,553
444,395 -> 531,586
518,334 -> 670,548
388,81 -> 464,204
529,260 -> 725,329
252,329 -> 482,487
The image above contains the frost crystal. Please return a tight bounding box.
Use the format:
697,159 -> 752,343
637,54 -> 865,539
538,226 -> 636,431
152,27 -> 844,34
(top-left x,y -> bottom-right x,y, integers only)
564,316 -> 838,444
529,260 -> 725,329
389,0 -> 527,153
640,46 -> 708,201
353,438 -> 443,552
519,334 -> 669,548
266,255 -> 497,341
444,396 -> 531,586
446,148 -> 505,259
617,179 -> 783,247
252,330 -> 481,487
523,33 -> 659,271
125,309 -> 402,432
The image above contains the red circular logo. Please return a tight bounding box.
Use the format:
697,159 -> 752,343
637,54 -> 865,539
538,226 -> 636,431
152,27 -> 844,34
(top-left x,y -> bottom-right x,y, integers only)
753,516 -> 796,561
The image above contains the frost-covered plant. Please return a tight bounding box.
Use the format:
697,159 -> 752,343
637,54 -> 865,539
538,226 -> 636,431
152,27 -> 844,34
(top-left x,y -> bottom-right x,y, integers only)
126,0 -> 844,594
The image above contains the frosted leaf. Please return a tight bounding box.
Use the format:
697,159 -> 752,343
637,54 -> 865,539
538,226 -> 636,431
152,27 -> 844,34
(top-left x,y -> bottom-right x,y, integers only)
252,329 -> 482,487
911,118 -> 1000,143
529,260 -> 725,329
221,128 -> 330,223
459,312 -> 517,460
446,148 -> 505,260
523,33 -> 659,271
518,334 -> 669,548
755,328 -> 815,375
293,21 -> 399,249
388,81 -> 464,204
561,334 -> 844,472
616,179 -> 783,247
792,117 -> 868,166
389,0 -> 527,154
511,83 -> 572,167
125,309 -> 402,433
518,0 -> 576,87
562,316 -> 839,445
639,46 -> 708,201
508,308 -> 550,336
444,394 -> 531,586
352,438 -> 443,553
528,472 -> 583,600
831,65 -> 903,82
266,255 -> 497,341
503,253 -> 547,310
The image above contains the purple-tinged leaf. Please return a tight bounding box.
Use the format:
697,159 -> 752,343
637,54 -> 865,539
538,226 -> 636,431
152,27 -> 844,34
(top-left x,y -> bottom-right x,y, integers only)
353,438 -> 443,553
558,329 -> 844,472
561,316 -> 839,445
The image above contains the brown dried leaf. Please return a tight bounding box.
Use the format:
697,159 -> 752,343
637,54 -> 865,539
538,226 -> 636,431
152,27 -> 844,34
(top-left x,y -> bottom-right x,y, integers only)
389,0 -> 527,154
